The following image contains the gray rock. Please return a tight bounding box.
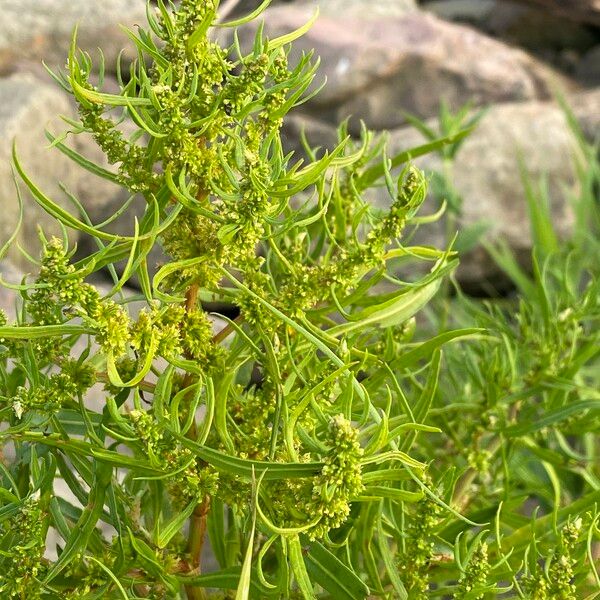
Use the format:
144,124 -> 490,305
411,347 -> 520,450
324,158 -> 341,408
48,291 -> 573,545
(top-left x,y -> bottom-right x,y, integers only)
385,98 -> 591,286
0,74 -> 124,270
424,1 -> 597,55
503,0 -> 600,27
0,0 -> 147,76
488,2 -> 597,55
233,6 -> 571,133
570,88 -> 600,141
0,260 -> 24,320
295,0 -> 418,17
577,46 -> 600,86
423,0 -> 496,23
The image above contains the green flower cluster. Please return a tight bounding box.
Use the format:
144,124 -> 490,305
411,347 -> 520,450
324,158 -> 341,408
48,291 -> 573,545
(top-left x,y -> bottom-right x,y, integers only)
27,237 -> 132,360
455,542 -> 490,600
274,166 -> 429,321
246,413 -> 363,540
12,359 -> 95,418
130,409 -> 219,505
0,308 -> 7,347
524,518 -> 582,599
0,498 -> 46,598
28,239 -> 224,373
229,382 -> 277,460
398,485 -> 444,598
29,237 -> 96,321
87,298 -> 131,356
305,414 -> 365,539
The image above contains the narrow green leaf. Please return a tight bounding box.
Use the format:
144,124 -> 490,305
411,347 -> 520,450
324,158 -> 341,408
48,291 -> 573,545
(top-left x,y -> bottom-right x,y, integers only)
504,400 -> 600,437
288,535 -> 316,600
359,128 -> 475,187
304,540 -> 369,600
157,501 -> 196,549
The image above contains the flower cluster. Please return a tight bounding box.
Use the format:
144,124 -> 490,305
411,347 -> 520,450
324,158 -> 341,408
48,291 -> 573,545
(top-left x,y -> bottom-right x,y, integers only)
130,409 -> 219,506
0,498 -> 46,598
305,414 -> 364,539
455,542 -> 490,600
0,308 -> 7,347
12,359 -> 96,418
229,382 -> 277,460
398,484 -> 444,597
87,298 -> 131,356
523,518 -> 583,599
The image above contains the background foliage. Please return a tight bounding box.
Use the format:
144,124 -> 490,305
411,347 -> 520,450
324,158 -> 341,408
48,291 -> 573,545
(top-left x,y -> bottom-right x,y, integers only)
0,1 -> 598,598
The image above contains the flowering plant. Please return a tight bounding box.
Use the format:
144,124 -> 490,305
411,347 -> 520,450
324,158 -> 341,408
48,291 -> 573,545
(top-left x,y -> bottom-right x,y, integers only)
1,1 -> 598,599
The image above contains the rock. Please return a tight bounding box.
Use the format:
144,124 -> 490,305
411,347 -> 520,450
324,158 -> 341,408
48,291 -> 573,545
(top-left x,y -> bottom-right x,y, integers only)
488,3 -> 597,58
425,1 -> 597,57
570,88 -> 600,141
233,6 -> 570,133
0,0 -> 147,76
422,0 -> 497,24
294,0 -> 418,17
0,73 -> 125,270
577,46 -> 600,86
504,0 -> 600,27
0,260 -> 23,320
384,97 -> 593,287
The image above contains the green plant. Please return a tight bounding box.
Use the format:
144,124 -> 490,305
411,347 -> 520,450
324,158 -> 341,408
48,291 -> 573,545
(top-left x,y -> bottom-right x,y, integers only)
1,1 -> 599,598
0,1 -> 472,598
417,106 -> 600,597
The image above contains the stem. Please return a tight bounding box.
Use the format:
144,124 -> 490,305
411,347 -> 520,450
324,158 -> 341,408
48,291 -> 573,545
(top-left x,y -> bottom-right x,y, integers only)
212,314 -> 244,344
187,496 -> 211,567
182,283 -> 210,600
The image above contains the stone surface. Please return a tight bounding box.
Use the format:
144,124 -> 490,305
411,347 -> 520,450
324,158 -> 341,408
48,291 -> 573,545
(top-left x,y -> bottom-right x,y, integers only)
233,6 -> 571,133
385,98 -> 592,286
423,0 -> 497,23
505,0 -> 600,27
294,0 -> 418,17
570,88 -> 600,141
0,0 -> 147,76
425,1 -> 598,59
577,46 -> 600,86
0,260 -> 23,320
0,74 -> 124,270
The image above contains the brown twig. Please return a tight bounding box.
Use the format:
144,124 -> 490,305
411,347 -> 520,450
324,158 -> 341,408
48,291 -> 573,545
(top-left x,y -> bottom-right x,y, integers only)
212,313 -> 244,344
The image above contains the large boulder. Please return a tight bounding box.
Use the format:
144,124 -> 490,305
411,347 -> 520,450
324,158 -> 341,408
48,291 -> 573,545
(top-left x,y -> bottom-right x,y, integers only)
423,1 -> 598,59
0,0 -> 147,76
570,88 -> 600,141
505,0 -> 600,27
294,0 -> 418,17
577,46 -> 600,86
232,5 -> 571,134
0,74 -> 125,269
385,96 -> 597,287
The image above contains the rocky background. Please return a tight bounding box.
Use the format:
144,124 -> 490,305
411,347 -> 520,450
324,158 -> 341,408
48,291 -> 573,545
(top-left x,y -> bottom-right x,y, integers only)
0,0 -> 599,313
